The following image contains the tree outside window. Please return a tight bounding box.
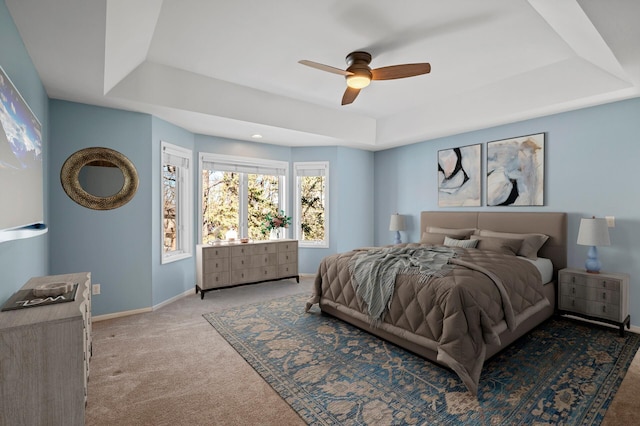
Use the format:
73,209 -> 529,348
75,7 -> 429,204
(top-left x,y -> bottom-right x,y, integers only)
294,162 -> 328,247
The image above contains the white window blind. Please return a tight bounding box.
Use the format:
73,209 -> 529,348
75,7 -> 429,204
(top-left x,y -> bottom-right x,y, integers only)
201,159 -> 285,176
163,149 -> 189,168
295,163 -> 327,177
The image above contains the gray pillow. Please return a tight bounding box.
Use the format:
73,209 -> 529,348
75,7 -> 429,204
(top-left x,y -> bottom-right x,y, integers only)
477,230 -> 549,259
426,226 -> 476,238
420,232 -> 448,245
471,235 -> 522,256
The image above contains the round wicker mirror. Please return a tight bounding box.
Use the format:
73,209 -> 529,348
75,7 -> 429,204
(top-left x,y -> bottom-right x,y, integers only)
60,147 -> 138,210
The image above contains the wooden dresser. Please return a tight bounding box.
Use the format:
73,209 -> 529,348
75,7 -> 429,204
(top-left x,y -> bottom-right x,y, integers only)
196,240 -> 299,298
0,272 -> 92,426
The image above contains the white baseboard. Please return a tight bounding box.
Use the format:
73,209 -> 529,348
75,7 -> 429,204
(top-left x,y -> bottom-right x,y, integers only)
152,288 -> 194,311
92,287 -> 193,322
93,307 -> 152,322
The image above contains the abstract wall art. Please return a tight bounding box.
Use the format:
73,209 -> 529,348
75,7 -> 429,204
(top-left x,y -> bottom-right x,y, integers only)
486,133 -> 545,206
438,143 -> 481,207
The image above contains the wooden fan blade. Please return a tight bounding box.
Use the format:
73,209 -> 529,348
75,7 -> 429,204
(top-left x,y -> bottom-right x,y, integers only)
371,63 -> 431,80
341,87 -> 360,105
299,60 -> 353,76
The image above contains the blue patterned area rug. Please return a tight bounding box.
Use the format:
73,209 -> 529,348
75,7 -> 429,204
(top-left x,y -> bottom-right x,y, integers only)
203,294 -> 640,425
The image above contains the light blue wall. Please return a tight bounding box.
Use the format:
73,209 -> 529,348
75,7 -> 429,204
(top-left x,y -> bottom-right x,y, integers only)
374,97 -> 640,326
0,0 -> 49,303
335,147 -> 374,253
49,101 -> 153,316
151,117 -> 196,305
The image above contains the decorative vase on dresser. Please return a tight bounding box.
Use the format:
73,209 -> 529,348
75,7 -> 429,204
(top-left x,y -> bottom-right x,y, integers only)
0,272 -> 92,426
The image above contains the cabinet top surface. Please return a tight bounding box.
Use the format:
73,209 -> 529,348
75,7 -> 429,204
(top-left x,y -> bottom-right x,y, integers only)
560,268 -> 629,279
0,272 -> 90,330
198,239 -> 297,248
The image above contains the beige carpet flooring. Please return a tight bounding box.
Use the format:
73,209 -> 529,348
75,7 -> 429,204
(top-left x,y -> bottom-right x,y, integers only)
86,277 -> 639,425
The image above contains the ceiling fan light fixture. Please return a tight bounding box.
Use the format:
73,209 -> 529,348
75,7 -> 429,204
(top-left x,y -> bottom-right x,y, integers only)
346,74 -> 371,89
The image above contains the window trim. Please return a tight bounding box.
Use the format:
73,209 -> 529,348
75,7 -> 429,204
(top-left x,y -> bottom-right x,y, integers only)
294,161 -> 329,248
161,141 -> 193,264
199,153 -> 289,243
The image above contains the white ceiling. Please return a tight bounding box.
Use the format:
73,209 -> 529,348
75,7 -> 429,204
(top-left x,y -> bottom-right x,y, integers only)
6,0 -> 640,151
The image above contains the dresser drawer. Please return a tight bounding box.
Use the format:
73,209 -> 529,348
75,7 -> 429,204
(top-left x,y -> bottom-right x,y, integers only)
203,272 -> 230,289
204,257 -> 230,273
249,266 -> 277,282
250,253 -> 277,268
278,263 -> 298,277
278,251 -> 297,265
231,256 -> 250,270
202,246 -> 229,260
253,243 -> 277,255
278,241 -> 298,252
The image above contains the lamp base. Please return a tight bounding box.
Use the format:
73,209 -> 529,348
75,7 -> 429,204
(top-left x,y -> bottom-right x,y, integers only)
393,230 -> 402,245
584,246 -> 601,274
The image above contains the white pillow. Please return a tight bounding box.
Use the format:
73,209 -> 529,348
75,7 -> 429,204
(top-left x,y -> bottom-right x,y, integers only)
444,236 -> 479,248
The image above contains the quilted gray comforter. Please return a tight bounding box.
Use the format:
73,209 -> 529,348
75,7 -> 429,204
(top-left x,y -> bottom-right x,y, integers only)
306,243 -> 549,395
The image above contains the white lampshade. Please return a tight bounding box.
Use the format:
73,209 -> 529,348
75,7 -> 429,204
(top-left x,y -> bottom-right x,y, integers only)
577,217 -> 610,247
389,214 -> 405,232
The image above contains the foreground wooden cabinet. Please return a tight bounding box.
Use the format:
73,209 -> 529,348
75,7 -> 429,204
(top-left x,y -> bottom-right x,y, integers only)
196,240 -> 299,298
0,272 -> 92,426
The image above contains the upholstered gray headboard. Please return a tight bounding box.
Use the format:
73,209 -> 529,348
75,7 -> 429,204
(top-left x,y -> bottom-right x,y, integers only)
420,211 -> 567,276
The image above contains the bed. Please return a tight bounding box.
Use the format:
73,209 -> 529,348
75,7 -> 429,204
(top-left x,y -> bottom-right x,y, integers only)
306,211 -> 567,395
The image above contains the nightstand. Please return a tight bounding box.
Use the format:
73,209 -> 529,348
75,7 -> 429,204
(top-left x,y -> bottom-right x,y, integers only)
558,268 -> 630,336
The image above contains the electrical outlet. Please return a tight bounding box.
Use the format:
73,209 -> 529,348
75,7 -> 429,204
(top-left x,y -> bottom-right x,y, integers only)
605,216 -> 615,228
92,284 -> 101,295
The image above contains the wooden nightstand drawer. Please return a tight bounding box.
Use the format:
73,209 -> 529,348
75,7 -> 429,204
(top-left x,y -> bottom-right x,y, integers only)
588,302 -> 620,322
587,277 -> 620,291
587,287 -> 619,304
560,283 -> 588,299
561,273 -> 587,286
559,296 -> 587,313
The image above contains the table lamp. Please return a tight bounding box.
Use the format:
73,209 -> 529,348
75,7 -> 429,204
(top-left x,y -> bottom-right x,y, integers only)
389,214 -> 405,244
576,217 -> 610,274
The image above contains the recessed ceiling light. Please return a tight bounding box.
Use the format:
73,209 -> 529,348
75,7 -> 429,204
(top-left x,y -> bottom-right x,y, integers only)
251,134 -> 263,139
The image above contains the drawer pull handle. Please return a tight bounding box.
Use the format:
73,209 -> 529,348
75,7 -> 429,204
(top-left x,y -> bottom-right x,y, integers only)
602,292 -> 606,300
571,276 -> 575,283
572,287 -> 575,294
572,299 -> 575,307
602,305 -> 606,313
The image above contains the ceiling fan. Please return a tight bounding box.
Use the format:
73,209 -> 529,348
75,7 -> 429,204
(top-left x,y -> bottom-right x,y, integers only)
299,51 -> 431,105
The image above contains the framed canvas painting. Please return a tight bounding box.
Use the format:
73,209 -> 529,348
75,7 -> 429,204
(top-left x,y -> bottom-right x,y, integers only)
486,133 -> 545,206
437,143 -> 481,207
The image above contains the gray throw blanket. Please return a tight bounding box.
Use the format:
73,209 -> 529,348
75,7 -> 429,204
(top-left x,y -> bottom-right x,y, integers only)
349,246 -> 457,325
